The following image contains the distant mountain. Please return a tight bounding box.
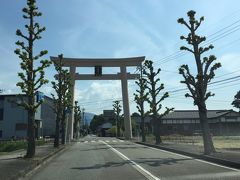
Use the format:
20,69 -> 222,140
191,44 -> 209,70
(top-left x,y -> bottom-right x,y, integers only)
81,112 -> 95,125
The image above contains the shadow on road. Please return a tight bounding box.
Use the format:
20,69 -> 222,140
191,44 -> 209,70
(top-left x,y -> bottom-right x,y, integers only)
79,145 -> 149,152
71,157 -> 191,170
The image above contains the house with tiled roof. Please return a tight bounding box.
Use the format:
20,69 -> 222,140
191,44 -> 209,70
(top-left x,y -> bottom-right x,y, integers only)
161,110 -> 240,135
132,110 -> 240,136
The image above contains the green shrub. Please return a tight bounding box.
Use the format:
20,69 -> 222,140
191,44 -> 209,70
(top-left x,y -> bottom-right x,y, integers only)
0,139 -> 45,152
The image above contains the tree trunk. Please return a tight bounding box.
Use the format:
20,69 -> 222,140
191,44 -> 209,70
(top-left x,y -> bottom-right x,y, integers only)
141,115 -> 146,142
198,105 -> 216,154
25,109 -> 36,158
54,114 -> 60,147
117,118 -> 121,137
154,120 -> 162,145
61,111 -> 66,144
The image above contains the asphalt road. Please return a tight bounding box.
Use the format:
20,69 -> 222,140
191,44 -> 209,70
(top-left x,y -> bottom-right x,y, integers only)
26,136 -> 240,180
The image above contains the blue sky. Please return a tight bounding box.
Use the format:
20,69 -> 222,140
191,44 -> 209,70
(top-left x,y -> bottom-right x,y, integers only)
0,0 -> 240,114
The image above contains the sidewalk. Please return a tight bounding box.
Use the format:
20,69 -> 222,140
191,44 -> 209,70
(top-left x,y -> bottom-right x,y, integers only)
0,143 -> 68,180
135,140 -> 240,169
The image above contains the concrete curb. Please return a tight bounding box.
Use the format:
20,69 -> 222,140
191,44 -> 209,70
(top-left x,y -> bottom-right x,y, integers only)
16,143 -> 75,180
136,142 -> 240,170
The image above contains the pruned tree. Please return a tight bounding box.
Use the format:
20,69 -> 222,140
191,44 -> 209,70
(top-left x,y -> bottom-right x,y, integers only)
134,65 -> 149,142
52,55 -> 64,148
113,100 -> 122,137
73,101 -> 81,139
232,91 -> 240,112
60,71 -> 72,145
144,60 -> 173,144
178,10 -> 221,154
14,0 -> 51,158
51,54 -> 72,147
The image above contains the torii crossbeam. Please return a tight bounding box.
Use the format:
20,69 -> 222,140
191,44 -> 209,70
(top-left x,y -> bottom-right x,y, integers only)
50,56 -> 145,140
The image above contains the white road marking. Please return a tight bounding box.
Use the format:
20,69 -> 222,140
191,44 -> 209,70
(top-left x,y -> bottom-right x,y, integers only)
84,141 -> 88,143
136,143 -> 240,172
119,140 -> 124,142
112,140 -> 117,142
91,140 -> 96,143
101,140 -> 160,180
105,140 -> 110,142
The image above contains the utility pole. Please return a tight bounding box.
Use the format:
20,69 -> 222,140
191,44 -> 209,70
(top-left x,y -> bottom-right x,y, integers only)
82,108 -> 86,135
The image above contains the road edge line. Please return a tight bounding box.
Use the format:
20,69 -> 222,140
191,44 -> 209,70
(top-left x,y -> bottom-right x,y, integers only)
101,140 -> 161,180
135,142 -> 240,172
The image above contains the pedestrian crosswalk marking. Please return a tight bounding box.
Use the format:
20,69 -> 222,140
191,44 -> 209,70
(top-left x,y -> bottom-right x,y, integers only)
80,140 -> 125,144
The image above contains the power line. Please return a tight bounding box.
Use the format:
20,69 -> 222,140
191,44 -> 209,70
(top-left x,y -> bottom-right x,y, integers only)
154,17 -> 240,66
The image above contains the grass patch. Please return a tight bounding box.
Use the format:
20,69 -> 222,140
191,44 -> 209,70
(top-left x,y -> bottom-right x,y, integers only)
0,139 -> 46,152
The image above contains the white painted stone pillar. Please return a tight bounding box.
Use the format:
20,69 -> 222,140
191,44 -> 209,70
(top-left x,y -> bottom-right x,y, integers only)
68,66 -> 76,140
120,66 -> 132,139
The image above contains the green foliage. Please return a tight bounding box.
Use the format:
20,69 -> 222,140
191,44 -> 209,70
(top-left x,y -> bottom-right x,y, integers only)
14,0 -> 51,158
143,60 -> 173,144
51,54 -> 72,146
178,10 -> 221,106
0,140 -> 45,152
134,66 -> 149,116
178,10 -> 218,154
51,54 -> 72,115
113,100 -> 122,137
89,114 -> 105,132
73,101 -> 81,138
134,66 -> 149,142
232,91 -> 240,111
106,126 -> 117,137
143,60 -> 174,118
15,0 -> 51,111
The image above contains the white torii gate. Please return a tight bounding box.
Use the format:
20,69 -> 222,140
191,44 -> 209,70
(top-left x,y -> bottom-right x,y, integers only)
50,56 -> 145,140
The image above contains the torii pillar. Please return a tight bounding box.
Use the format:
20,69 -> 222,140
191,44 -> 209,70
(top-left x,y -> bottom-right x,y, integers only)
120,66 -> 132,139
50,56 -> 145,140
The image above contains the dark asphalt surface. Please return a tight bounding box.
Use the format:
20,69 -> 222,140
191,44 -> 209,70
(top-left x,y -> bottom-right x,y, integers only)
26,136 -> 240,180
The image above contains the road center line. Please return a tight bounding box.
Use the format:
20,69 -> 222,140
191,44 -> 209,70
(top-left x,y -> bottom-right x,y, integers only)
101,140 -> 161,180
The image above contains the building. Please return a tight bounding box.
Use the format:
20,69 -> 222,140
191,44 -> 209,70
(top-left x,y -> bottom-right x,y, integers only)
41,96 -> 56,137
103,110 -> 115,121
0,94 -> 56,139
131,113 -> 153,134
132,110 -> 240,136
161,110 -> 240,135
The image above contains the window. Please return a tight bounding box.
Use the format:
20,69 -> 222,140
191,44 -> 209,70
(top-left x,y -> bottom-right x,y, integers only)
0,109 -> 3,121
183,120 -> 191,123
0,130 -> 2,138
225,117 -> 237,122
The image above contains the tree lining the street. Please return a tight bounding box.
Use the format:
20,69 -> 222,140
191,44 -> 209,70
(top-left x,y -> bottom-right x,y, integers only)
73,101 -> 81,139
232,91 -> 240,112
178,10 -> 221,154
113,100 -> 122,137
15,0 -> 51,158
143,60 -> 174,144
51,54 -> 72,147
134,66 -> 149,142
